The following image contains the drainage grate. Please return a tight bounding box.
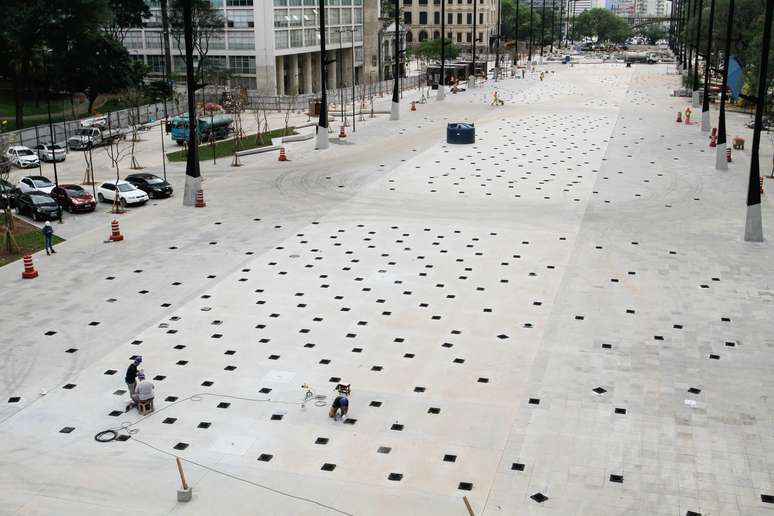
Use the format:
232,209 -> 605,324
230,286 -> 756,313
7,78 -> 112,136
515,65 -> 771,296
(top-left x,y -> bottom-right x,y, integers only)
458,482 -> 473,491
321,463 -> 337,471
609,474 -> 624,483
530,492 -> 548,503
592,387 -> 607,395
198,422 -> 211,429
377,446 -> 392,454
443,454 -> 457,462
388,473 -> 403,481
257,454 -> 273,462
511,463 -> 525,471
173,442 -> 189,450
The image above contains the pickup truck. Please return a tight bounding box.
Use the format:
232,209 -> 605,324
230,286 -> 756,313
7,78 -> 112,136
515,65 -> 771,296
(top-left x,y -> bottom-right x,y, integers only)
67,127 -> 126,150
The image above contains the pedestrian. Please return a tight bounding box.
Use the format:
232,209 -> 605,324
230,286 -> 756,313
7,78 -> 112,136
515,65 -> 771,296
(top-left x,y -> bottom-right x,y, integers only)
125,356 -> 142,397
42,221 -> 55,255
128,372 -> 155,412
328,394 -> 349,420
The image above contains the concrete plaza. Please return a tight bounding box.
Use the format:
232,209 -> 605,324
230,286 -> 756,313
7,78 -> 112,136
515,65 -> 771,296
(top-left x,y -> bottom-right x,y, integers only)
1,62 -> 773,516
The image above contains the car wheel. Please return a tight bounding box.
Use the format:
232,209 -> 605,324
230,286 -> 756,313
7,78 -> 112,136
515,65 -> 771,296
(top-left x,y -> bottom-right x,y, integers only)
67,203 -> 74,213
33,211 -> 39,222
119,197 -> 127,208
15,206 -> 21,215
98,193 -> 104,202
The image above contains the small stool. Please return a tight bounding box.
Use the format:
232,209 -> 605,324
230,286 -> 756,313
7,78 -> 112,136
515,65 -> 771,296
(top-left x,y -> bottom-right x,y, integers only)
138,398 -> 154,415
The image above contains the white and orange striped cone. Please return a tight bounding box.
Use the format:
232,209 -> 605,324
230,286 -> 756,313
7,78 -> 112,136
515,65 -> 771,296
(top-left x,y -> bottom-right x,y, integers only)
676,111 -> 682,123
109,219 -> 124,242
761,177 -> 765,194
195,190 -> 206,208
726,148 -> 732,162
338,125 -> 346,139
21,255 -> 38,279
278,147 -> 288,161
410,101 -> 416,112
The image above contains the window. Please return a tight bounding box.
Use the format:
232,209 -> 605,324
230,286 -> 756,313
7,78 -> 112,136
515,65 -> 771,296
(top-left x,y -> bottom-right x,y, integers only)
147,55 -> 165,74
144,31 -> 162,48
354,26 -> 363,41
304,28 -> 317,45
403,11 -> 412,23
227,10 -> 254,27
289,8 -> 303,26
341,7 -> 352,24
433,12 -> 439,23
209,32 -> 226,49
290,29 -> 303,47
405,30 -> 413,43
274,0 -> 287,4
456,13 -> 461,23
466,31 -> 471,42
447,13 -> 452,23
419,30 -> 428,40
327,7 -> 340,24
433,30 -> 440,38
419,0 -> 427,3
231,76 -> 256,90
479,13 -> 483,23
275,30 -> 289,48
124,31 -> 143,49
404,0 -> 412,4
419,11 -> 427,24
274,11 -> 288,27
447,31 -> 452,39
226,0 -> 252,5
478,31 -> 482,42
229,55 -> 255,74
467,13 -> 472,23
228,31 -> 255,49
353,7 -> 362,23
203,56 -> 227,74
354,46 -> 363,64
456,32 -> 462,42
304,8 -> 318,24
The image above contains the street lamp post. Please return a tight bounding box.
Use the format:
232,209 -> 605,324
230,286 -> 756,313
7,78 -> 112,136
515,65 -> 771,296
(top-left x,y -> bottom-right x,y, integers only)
528,0 -> 533,63
714,0 -> 734,170
316,0 -> 330,149
182,0 -> 201,206
691,0 -> 703,108
743,0 -> 773,242
495,0 -> 501,80
550,0 -> 556,53
473,0 -> 477,83
515,0 -> 520,64
391,0 -> 400,120
685,0 -> 692,72
539,0 -> 546,63
43,50 -> 62,223
438,0 -> 446,99
700,0 -> 715,132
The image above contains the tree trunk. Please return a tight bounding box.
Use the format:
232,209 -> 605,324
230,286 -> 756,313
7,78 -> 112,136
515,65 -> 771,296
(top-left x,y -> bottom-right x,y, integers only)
87,94 -> 97,115
14,72 -> 25,129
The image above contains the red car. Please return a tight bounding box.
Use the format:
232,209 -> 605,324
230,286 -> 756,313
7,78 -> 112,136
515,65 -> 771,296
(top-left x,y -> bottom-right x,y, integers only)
50,184 -> 97,213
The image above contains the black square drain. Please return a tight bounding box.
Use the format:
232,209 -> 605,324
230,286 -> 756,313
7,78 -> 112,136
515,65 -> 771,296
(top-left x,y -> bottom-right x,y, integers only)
443,454 -> 457,462
511,462 -> 525,471
391,423 -> 404,431
165,396 -> 178,402
614,408 -> 627,415
270,414 -> 284,421
173,442 -> 189,450
530,492 -> 548,503
217,402 -> 230,408
528,398 -> 540,405
458,482 -> 473,491
321,463 -> 336,471
609,474 -> 624,483
592,387 -> 607,395
428,407 -> 441,414
59,427 -> 75,434
257,453 -> 273,462
198,422 -> 211,429
163,417 -> 177,424
369,401 -> 382,407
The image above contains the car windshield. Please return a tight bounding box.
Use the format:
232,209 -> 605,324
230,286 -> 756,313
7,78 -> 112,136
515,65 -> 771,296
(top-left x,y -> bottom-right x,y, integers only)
75,129 -> 94,136
146,177 -> 164,185
32,179 -> 53,187
17,149 -> 34,156
49,145 -> 63,151
117,184 -> 134,192
65,187 -> 86,196
30,195 -> 53,204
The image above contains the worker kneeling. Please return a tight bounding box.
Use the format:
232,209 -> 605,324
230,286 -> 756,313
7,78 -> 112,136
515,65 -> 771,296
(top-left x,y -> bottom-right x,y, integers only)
127,372 -> 155,412
329,394 -> 349,420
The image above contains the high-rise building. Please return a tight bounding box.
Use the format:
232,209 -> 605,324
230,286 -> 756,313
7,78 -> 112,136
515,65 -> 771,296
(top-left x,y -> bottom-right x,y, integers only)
400,0 -> 498,54
124,0 -> 375,95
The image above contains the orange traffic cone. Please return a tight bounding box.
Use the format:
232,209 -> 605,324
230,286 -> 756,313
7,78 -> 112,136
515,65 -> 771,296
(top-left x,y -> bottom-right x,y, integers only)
21,255 -> 38,279
278,146 -> 288,161
109,219 -> 124,242
761,177 -> 765,194
676,111 -> 682,123
338,125 -> 346,139
411,101 -> 416,112
709,135 -> 717,148
726,148 -> 732,162
195,190 -> 206,208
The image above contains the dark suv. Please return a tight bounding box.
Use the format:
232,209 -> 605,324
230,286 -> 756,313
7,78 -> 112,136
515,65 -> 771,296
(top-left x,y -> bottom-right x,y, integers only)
15,191 -> 61,221
125,173 -> 173,199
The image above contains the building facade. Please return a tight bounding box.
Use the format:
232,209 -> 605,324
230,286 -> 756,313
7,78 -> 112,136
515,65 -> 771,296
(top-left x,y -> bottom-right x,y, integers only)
400,0 -> 498,53
125,0 -> 371,95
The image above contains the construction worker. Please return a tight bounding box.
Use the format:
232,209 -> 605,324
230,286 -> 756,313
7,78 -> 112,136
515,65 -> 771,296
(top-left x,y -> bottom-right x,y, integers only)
125,356 -> 142,396
329,394 -> 349,420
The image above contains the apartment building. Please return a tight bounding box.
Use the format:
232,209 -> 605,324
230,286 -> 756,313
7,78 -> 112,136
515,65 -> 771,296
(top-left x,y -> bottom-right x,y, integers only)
400,0 -> 498,53
124,0 -> 374,95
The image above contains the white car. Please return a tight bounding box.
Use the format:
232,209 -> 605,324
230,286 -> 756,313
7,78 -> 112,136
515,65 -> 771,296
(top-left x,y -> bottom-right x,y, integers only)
97,180 -> 149,208
6,146 -> 40,168
18,175 -> 55,194
33,144 -> 66,162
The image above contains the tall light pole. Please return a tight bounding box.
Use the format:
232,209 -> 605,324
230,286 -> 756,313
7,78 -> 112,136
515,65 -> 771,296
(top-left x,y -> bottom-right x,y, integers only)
316,0 -> 330,149
473,0 -> 477,82
43,50 -> 62,223
743,0 -> 772,242
515,0 -> 520,64
714,0 -> 733,170
182,0 -> 201,207
550,0 -> 556,53
495,0 -> 501,79
438,0 -> 446,99
684,0 -> 692,72
528,0 -> 533,63
700,0 -> 715,132
391,0 -> 400,120
691,0 -> 703,108
539,0 -> 546,63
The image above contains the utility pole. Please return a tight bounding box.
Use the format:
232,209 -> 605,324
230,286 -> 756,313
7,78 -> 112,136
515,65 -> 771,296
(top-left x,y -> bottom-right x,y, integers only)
691,0 -> 703,107
43,50 -> 62,223
316,0 -> 330,149
539,0 -> 546,62
515,0 -> 520,64
473,0 -> 477,83
495,0 -> 501,79
391,0 -> 400,119
550,0 -> 556,53
700,0 -> 715,132
685,0 -> 692,71
743,0 -> 772,242
182,0 -> 200,206
528,0 -> 533,63
438,0 -> 446,99
715,0 -> 733,170
160,0 -> 173,82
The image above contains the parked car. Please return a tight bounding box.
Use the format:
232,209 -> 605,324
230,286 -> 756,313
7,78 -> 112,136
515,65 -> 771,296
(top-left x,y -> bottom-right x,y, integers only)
6,146 -> 40,168
0,178 -> 19,208
18,175 -> 55,194
33,144 -> 67,162
50,184 -> 96,213
125,173 -> 173,199
97,180 -> 149,207
14,191 -> 61,221
67,126 -> 125,150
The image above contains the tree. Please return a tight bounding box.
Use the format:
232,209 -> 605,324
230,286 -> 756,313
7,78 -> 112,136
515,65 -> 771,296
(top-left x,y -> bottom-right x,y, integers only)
637,24 -> 668,45
103,0 -> 152,42
573,8 -> 631,43
61,33 -> 139,114
0,130 -> 19,255
414,38 -> 461,62
169,0 -> 225,89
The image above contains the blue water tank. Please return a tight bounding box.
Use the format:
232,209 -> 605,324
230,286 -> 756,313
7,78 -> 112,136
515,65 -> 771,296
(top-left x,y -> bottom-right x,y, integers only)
447,123 -> 475,144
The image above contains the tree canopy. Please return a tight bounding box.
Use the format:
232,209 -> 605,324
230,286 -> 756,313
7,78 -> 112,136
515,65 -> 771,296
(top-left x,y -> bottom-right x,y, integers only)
572,8 -> 631,44
412,38 -> 461,62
